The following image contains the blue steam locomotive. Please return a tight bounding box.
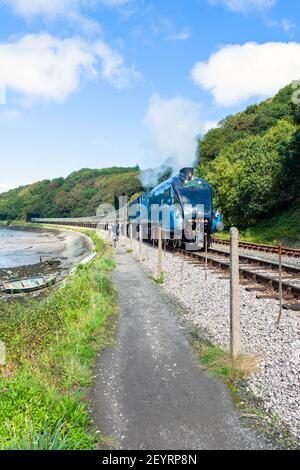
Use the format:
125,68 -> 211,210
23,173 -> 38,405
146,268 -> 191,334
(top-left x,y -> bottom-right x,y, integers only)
128,167 -> 223,250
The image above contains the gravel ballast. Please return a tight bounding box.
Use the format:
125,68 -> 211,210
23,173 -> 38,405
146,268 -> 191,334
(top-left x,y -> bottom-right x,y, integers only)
124,237 -> 300,441
212,241 -> 300,270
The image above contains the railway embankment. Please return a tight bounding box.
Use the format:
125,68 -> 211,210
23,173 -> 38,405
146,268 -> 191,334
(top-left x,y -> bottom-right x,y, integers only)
124,237 -> 300,446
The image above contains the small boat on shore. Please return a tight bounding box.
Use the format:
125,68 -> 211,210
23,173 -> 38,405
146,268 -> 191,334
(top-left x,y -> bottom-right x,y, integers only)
2,276 -> 56,294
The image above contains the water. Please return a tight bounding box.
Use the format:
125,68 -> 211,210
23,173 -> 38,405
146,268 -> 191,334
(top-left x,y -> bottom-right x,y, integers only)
0,227 -> 59,269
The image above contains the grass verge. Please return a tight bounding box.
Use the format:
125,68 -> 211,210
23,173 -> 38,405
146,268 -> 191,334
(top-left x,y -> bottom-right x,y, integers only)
146,272 -> 165,285
199,345 -> 259,386
0,230 -> 116,450
216,202 -> 300,247
190,330 -> 259,386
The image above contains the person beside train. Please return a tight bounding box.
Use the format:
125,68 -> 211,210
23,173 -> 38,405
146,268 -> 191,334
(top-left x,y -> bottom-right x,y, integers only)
112,223 -> 120,247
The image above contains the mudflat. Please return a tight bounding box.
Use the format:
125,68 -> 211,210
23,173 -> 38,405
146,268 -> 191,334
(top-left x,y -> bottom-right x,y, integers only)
0,226 -> 93,298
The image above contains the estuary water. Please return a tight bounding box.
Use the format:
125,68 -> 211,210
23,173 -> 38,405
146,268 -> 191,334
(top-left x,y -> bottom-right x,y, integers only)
0,226 -> 92,271
0,227 -> 58,269
0,226 -> 93,300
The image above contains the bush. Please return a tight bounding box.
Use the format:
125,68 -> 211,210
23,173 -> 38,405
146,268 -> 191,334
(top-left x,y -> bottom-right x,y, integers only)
196,83 -> 300,233
201,119 -> 297,227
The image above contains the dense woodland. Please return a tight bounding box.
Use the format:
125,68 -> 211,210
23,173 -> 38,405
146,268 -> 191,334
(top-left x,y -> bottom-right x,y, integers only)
0,167 -> 142,221
195,83 -> 300,228
0,84 -> 299,237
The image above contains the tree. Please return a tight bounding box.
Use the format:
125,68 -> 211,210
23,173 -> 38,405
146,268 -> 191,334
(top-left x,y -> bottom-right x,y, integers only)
202,120 -> 296,226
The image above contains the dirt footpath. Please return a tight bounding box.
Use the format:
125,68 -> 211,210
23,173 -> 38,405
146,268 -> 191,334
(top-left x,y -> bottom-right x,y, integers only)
91,247 -> 272,450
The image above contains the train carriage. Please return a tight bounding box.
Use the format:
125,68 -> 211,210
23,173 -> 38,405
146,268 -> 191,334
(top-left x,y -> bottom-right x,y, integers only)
128,167 -> 223,251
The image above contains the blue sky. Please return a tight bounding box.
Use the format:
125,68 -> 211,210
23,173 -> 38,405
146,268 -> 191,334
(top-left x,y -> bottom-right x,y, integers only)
0,0 -> 300,192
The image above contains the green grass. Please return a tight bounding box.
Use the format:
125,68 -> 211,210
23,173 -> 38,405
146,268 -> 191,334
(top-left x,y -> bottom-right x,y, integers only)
190,330 -> 259,386
199,345 -> 259,385
0,230 -> 116,450
0,220 -> 28,226
216,202 -> 300,247
156,272 -> 165,285
146,271 -> 165,285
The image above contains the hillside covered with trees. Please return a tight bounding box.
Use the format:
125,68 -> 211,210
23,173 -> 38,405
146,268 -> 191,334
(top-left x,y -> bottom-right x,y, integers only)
196,84 -> 300,238
0,167 -> 142,221
1,83 -> 300,242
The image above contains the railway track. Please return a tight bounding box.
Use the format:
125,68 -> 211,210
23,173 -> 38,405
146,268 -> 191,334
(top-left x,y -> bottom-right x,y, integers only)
37,221 -> 300,259
174,247 -> 300,312
34,221 -> 300,311
213,238 -> 300,258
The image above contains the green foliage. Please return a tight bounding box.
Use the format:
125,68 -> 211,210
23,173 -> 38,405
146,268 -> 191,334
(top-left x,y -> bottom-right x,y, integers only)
282,128 -> 300,200
0,167 -> 142,221
156,272 -> 165,284
199,346 -> 259,384
196,83 -> 300,231
4,414 -> 87,450
217,203 -> 300,245
0,231 -> 116,450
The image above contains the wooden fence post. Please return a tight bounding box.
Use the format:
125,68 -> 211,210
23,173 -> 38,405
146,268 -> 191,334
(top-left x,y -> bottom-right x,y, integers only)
147,237 -> 149,263
180,259 -> 184,294
277,243 -> 283,325
230,227 -> 241,359
130,224 -> 133,250
139,225 -> 142,262
158,226 -> 163,277
205,233 -> 208,282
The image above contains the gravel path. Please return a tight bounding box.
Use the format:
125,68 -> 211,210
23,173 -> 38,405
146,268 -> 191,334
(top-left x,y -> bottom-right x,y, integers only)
91,246 -> 272,450
125,237 -> 300,440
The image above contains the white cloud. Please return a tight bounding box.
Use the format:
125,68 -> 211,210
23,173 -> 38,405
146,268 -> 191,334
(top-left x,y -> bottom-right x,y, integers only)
0,109 -> 20,120
97,0 -> 130,7
67,11 -> 102,35
143,94 -> 204,170
2,0 -> 76,17
266,18 -> 295,37
94,40 -> 140,89
202,120 -> 219,133
151,17 -> 191,43
166,28 -> 190,42
281,18 -> 295,34
191,42 -> 300,106
1,1 -> 131,33
0,181 -> 15,193
0,33 -> 139,103
208,0 -> 276,12
2,0 -> 131,17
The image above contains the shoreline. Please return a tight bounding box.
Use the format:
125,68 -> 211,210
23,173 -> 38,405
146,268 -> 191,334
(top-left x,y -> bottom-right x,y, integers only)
0,225 -> 94,300
0,231 -> 117,450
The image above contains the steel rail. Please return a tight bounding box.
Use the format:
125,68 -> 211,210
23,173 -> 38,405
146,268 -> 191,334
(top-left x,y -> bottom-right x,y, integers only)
208,247 -> 300,276
175,248 -> 300,302
213,238 -> 300,258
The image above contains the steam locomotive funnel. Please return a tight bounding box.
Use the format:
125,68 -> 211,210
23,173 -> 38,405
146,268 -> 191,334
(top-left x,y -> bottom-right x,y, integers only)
179,167 -> 194,182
